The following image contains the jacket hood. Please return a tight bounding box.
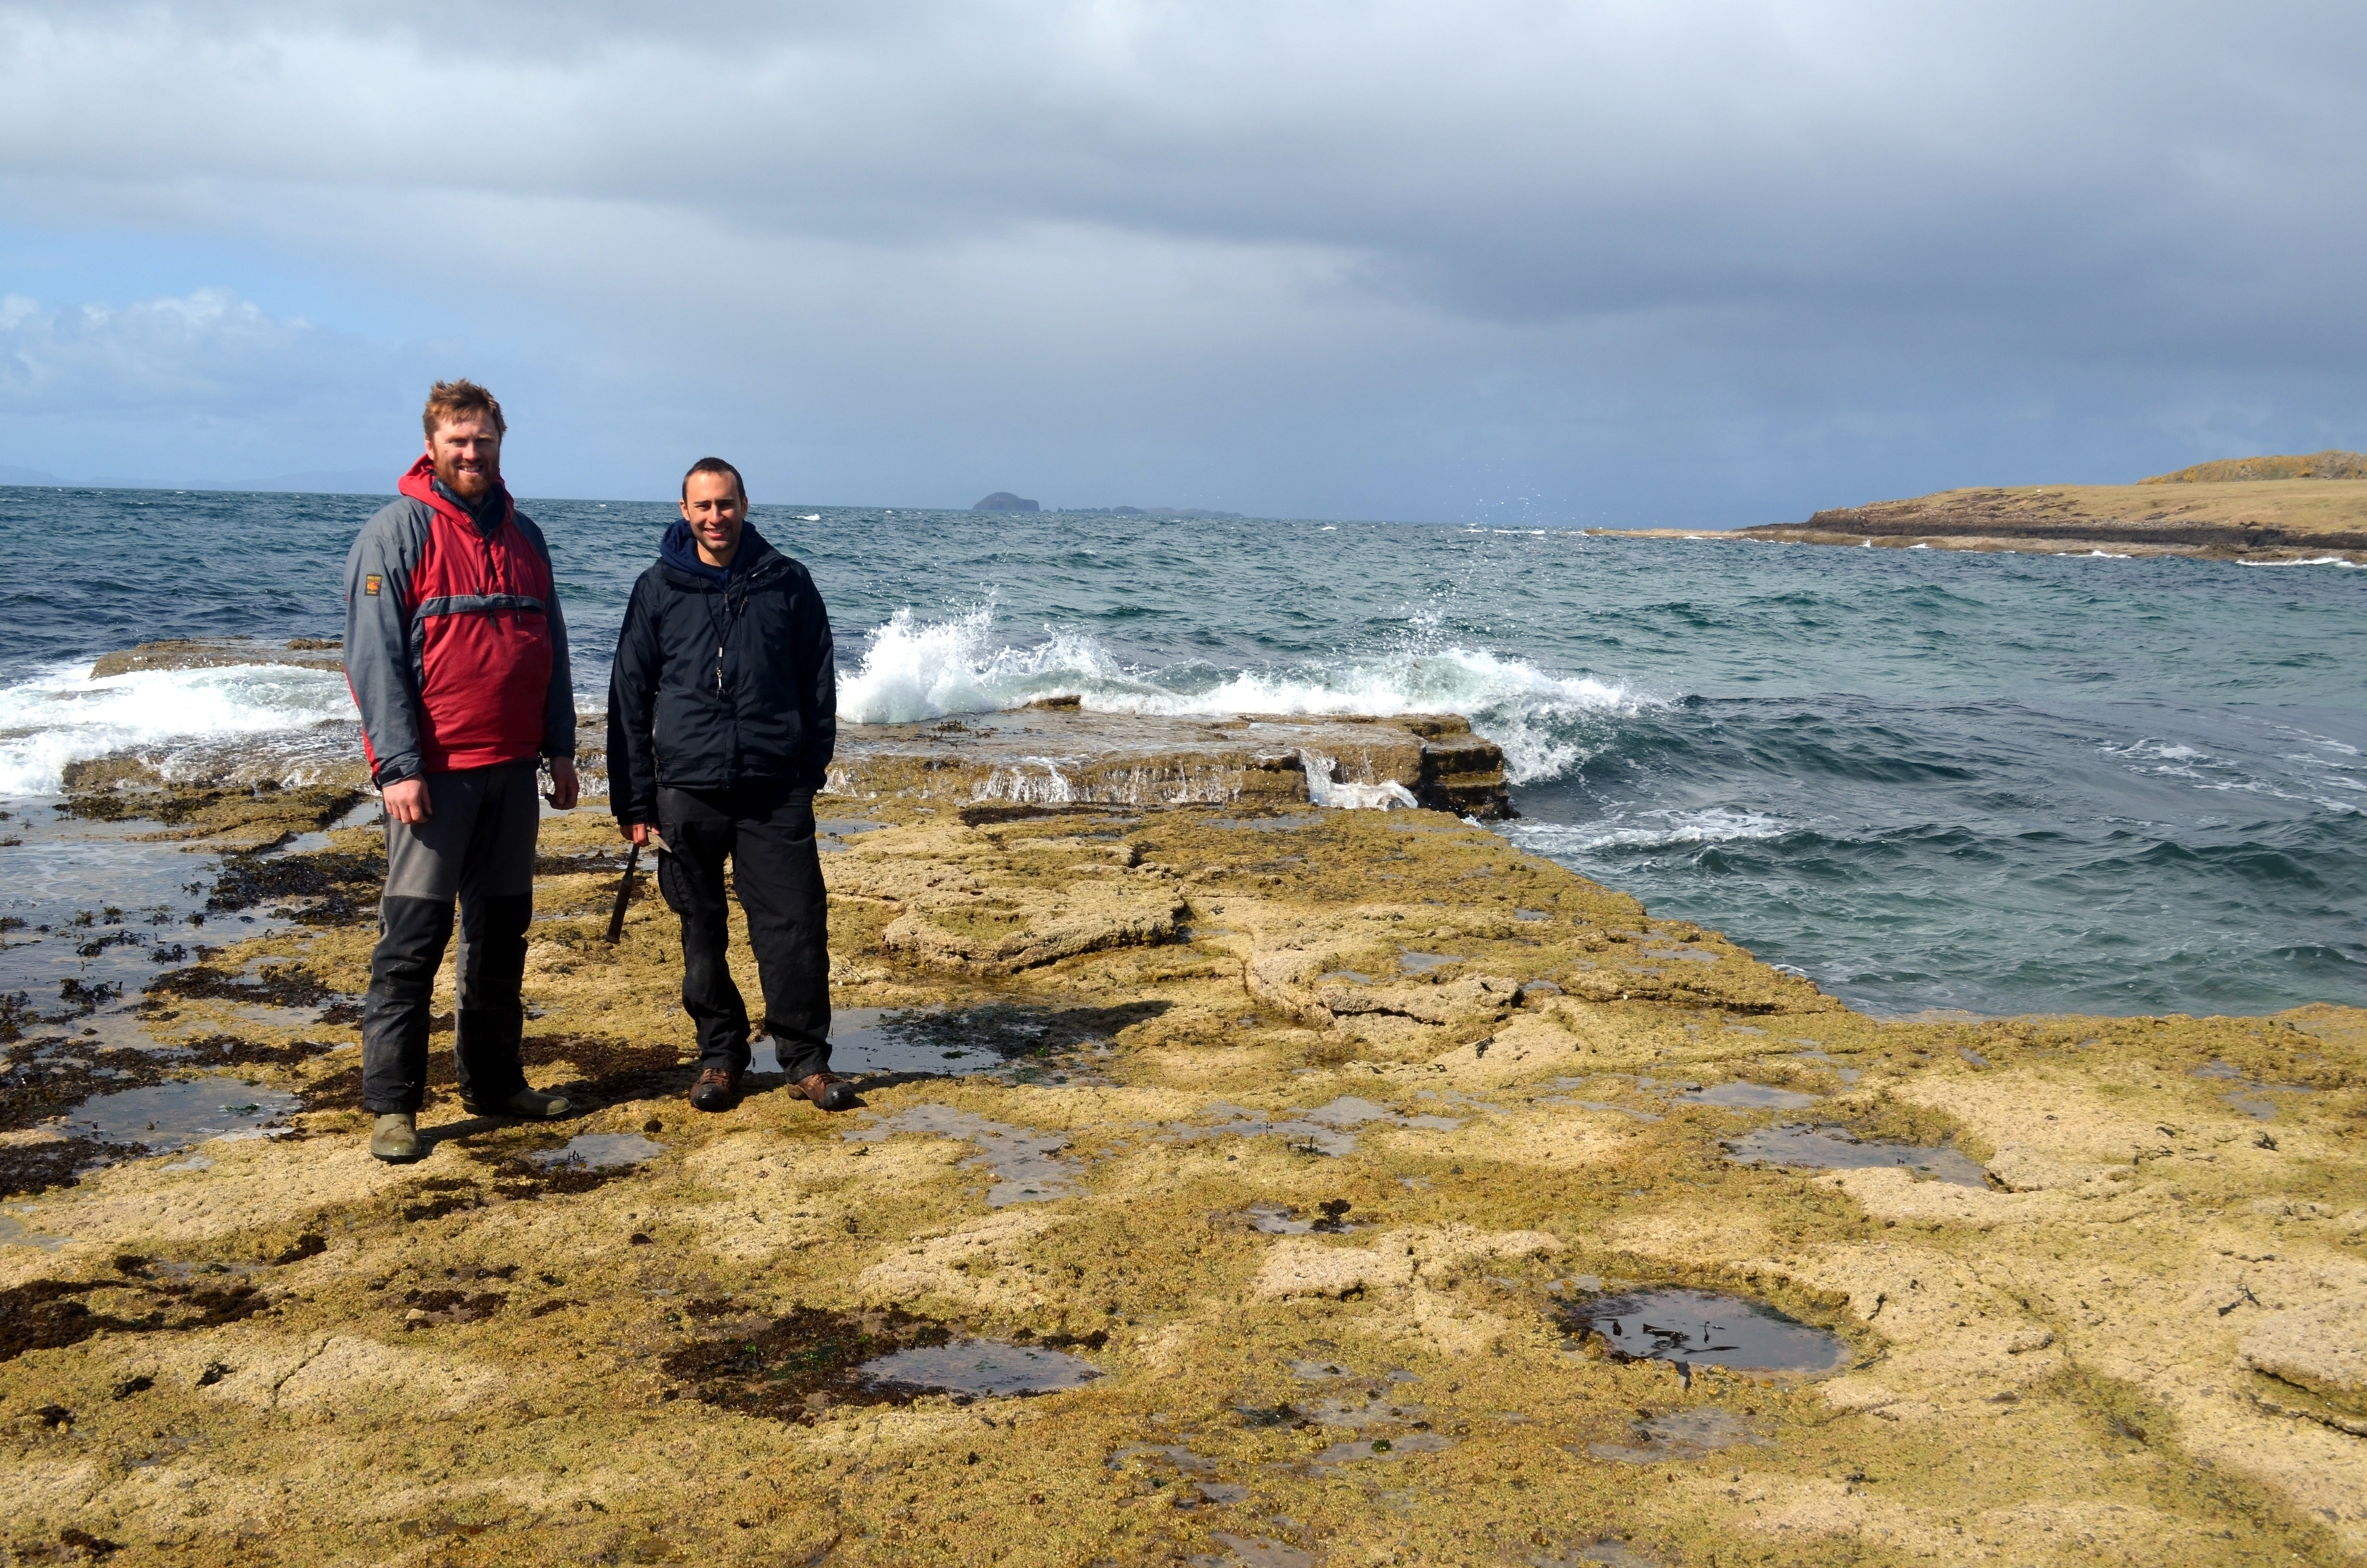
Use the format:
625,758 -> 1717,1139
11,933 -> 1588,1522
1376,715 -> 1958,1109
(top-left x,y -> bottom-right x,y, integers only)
398,454 -> 512,531
660,518 -> 776,588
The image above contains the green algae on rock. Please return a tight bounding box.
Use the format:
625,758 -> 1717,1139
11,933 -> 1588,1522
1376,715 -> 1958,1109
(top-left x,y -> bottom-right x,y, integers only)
0,734 -> 2362,1565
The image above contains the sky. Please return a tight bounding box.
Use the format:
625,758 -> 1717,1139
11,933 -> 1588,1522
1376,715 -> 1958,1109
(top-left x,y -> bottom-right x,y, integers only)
1,1 -> 2363,525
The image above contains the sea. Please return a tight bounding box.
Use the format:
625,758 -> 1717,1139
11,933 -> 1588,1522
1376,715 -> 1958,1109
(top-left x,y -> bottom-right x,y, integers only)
2,485 -> 2362,1021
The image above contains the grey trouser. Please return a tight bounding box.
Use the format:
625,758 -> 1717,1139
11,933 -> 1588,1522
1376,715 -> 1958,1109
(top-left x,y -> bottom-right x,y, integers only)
361,761 -> 542,1114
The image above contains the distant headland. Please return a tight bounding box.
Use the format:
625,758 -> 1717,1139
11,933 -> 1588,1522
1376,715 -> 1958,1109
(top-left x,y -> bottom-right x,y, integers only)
1599,449 -> 2367,563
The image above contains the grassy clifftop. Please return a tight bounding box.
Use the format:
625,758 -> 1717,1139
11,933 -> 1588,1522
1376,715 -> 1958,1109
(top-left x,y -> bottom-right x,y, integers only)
1601,452 -> 2367,560
2143,450 -> 2367,483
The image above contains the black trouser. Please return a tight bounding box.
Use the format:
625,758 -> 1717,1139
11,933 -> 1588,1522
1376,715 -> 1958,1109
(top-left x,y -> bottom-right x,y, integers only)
655,781 -> 832,1081
360,762 -> 540,1115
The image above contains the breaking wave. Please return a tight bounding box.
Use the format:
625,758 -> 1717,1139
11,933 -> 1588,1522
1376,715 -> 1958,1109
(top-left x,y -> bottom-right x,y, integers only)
836,605 -> 1651,784
0,661 -> 359,796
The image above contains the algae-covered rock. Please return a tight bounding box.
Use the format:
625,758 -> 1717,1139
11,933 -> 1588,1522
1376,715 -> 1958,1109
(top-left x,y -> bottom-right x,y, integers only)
5,732 -> 2366,1566
2243,1299 -> 2367,1415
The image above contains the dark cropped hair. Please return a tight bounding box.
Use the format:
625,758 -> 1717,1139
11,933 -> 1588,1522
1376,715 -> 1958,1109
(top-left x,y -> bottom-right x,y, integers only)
681,456 -> 747,505
422,379 -> 505,440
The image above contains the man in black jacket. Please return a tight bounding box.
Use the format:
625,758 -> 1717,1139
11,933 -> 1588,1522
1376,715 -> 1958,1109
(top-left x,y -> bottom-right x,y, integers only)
607,457 -> 854,1113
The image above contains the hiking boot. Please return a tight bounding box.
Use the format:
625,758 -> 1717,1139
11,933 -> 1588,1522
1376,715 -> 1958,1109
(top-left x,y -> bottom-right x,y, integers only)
688,1066 -> 743,1113
460,1087 -> 571,1119
369,1113 -> 420,1162
793,1071 -> 857,1112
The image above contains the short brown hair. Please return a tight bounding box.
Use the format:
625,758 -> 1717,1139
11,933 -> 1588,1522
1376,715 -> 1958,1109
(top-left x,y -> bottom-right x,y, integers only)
682,456 -> 747,504
422,379 -> 506,441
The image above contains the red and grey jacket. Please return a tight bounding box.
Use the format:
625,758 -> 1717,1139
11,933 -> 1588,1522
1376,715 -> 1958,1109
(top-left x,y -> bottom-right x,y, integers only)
341,456 -> 576,784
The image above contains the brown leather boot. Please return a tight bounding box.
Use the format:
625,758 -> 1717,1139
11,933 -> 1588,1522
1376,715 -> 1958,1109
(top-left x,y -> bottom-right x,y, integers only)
688,1066 -> 743,1113
793,1070 -> 857,1112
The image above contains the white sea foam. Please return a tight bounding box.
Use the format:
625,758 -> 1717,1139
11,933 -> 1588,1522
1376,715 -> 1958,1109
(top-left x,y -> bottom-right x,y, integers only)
1505,807 -> 1793,856
835,606 -> 1650,784
0,660 -> 356,796
2236,555 -> 2363,568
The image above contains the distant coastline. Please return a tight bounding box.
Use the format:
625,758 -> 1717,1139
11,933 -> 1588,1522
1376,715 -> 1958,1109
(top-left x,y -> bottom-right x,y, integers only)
1596,450 -> 2367,564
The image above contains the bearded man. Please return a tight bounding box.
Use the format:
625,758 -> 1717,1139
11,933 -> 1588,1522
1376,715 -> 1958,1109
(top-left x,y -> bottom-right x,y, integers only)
343,380 -> 579,1161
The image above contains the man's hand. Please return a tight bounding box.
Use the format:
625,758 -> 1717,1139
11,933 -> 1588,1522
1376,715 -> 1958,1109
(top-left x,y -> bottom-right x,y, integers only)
545,756 -> 580,811
383,777 -> 431,825
620,821 -> 653,846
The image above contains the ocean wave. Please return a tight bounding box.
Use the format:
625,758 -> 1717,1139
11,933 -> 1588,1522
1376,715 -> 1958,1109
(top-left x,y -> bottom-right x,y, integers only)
0,661 -> 357,796
2236,556 -> 2363,568
836,606 -> 1649,783
1504,806 -> 1794,855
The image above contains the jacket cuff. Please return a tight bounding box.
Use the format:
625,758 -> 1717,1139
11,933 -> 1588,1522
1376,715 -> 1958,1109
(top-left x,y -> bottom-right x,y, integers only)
375,757 -> 422,788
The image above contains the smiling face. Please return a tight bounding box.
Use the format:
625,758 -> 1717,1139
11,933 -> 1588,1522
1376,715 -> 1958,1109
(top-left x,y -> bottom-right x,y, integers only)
426,412 -> 503,502
680,469 -> 747,568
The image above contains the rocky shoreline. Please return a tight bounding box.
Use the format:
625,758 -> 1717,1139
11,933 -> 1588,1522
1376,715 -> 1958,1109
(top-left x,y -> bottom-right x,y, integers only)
1598,476 -> 2367,563
1,695 -> 2363,1565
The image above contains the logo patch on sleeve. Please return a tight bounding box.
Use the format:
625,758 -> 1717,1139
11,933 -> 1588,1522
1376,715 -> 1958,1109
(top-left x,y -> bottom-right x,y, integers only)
364,573 -> 383,597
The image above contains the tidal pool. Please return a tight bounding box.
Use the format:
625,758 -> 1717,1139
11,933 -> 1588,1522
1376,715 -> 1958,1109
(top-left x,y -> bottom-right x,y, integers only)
59,1076 -> 301,1152
1169,1097 -> 1460,1156
1724,1124 -> 1987,1188
751,1008 -> 991,1077
815,819 -> 889,853
528,1132 -> 666,1171
857,1339 -> 1101,1397
843,1104 -> 1080,1205
1585,1408 -> 1769,1464
2192,1058 -> 2316,1120
1558,1287 -> 1847,1377
1676,1082 -> 1819,1110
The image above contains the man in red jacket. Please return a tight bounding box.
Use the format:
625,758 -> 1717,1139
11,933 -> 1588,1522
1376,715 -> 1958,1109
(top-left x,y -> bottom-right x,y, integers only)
343,380 -> 579,1161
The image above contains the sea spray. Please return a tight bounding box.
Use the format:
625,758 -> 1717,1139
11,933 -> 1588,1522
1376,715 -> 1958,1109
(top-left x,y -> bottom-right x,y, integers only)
834,604 -> 1647,785
0,660 -> 358,796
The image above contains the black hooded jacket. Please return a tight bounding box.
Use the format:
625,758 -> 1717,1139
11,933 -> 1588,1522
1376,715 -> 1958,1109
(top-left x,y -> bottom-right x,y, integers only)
605,520 -> 837,822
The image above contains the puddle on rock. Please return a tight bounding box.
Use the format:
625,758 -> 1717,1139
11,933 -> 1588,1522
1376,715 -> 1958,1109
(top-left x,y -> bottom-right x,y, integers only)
527,1132 -> 666,1172
663,1304 -> 959,1423
0,1209 -> 69,1251
761,1002 -> 1136,1082
1676,1082 -> 1819,1110
751,1008 -> 987,1077
1513,908 -> 1550,922
2193,1059 -> 2316,1120
1558,1287 -> 1847,1378
814,818 -> 889,853
1194,1534 -> 1316,1568
1725,1124 -> 1987,1188
58,1076 -> 301,1152
1530,1540 -> 1665,1567
1308,1432 -> 1454,1468
843,1105 -> 1080,1205
1397,950 -> 1466,974
1244,1201 -> 1355,1236
1794,1049 -> 1864,1086
1585,1407 -> 1770,1464
1170,1097 -> 1459,1156
1213,813 -> 1325,834
858,1339 -> 1101,1397
1111,1443 -> 1254,1506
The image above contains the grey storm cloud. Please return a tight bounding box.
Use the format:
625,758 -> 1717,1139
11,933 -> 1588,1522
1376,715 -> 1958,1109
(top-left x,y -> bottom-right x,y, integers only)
1,1 -> 2362,517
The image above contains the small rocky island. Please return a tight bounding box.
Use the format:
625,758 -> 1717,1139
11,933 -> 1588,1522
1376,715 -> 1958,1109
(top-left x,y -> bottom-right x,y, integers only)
973,491 -> 1041,512
1,661 -> 2362,1565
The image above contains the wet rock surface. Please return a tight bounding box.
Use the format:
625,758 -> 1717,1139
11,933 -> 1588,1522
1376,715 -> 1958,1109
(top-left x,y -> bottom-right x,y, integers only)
0,757 -> 2361,1565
